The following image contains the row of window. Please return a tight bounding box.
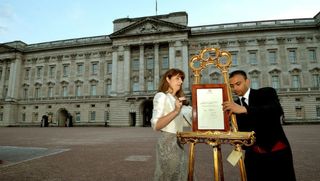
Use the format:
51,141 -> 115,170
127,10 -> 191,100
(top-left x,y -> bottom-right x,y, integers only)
18,111 -> 107,123
209,73 -> 320,89
22,84 -> 111,98
24,62 -> 99,80
0,48 -> 317,82
10,105 -> 320,123
9,73 -> 318,99
18,81 -> 157,99
0,47 -> 317,81
230,48 -> 317,65
0,71 -> 316,99
21,56 -> 169,80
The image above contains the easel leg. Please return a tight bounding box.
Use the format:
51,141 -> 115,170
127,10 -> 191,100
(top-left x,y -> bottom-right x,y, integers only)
188,142 -> 195,181
218,145 -> 224,181
237,145 -> 247,181
212,145 -> 224,181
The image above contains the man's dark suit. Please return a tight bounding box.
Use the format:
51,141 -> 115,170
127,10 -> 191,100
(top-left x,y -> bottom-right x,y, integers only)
235,87 -> 296,181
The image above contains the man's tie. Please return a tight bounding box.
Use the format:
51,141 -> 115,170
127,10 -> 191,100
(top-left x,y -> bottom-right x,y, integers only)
241,97 -> 248,108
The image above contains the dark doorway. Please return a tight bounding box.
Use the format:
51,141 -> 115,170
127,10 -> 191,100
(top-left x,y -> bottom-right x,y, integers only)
130,112 -> 136,126
58,108 -> 73,127
40,115 -> 49,127
142,100 -> 153,127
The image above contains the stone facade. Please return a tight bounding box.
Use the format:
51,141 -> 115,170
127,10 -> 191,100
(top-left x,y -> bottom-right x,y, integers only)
0,11 -> 319,127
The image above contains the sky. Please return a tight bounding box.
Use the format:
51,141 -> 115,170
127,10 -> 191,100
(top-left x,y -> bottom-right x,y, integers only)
0,0 -> 319,44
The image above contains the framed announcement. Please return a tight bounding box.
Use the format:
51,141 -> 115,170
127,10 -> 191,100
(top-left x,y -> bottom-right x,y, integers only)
191,84 -> 230,132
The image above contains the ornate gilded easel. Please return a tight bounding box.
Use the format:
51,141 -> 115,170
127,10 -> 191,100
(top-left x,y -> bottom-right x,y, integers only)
177,48 -> 255,181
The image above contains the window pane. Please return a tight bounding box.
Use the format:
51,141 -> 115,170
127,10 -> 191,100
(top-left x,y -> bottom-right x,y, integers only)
24,89 -> 28,99
77,64 -> 83,74
271,75 -> 280,89
91,85 -> 96,95
49,66 -> 55,78
147,81 -> 154,91
63,65 -> 69,76
37,67 -> 42,78
76,112 -> 81,122
25,69 -> 30,79
35,88 -> 40,98
48,87 -> 53,97
162,57 -> 169,69
106,84 -> 111,95
251,77 -> 259,89
107,63 -> 112,74
90,111 -> 96,121
249,52 -> 257,65
231,53 -> 238,65
295,107 -> 303,117
312,74 -> 320,88
309,50 -> 317,61
92,63 -> 98,74
132,59 -> 139,70
76,86 -> 81,96
63,86 -> 68,97
316,106 -> 320,117
289,50 -> 297,63
292,75 -> 300,88
133,82 -> 139,92
147,57 -> 154,70
268,51 -> 276,64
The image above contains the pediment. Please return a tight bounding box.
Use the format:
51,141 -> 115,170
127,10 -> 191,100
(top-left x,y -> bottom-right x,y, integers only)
110,18 -> 189,38
0,44 -> 17,53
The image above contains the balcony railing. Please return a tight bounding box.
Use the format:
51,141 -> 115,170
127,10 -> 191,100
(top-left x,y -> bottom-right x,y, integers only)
191,18 -> 316,33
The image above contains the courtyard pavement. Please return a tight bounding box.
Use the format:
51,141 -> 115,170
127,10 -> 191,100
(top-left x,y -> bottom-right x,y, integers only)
0,125 -> 319,181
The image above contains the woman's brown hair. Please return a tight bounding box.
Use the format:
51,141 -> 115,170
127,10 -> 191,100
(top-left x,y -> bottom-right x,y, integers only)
158,68 -> 185,97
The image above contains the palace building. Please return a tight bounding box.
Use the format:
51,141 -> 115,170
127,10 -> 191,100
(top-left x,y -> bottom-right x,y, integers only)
0,11 -> 319,127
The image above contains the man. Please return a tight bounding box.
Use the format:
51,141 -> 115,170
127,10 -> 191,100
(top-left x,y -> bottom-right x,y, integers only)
223,70 -> 296,181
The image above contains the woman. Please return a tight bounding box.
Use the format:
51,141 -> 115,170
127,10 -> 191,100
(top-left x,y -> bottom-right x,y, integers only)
151,68 -> 192,181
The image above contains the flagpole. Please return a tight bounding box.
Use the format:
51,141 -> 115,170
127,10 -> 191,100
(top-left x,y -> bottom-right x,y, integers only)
156,0 -> 158,15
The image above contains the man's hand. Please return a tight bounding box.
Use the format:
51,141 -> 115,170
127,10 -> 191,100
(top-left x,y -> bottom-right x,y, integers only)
222,101 -> 247,114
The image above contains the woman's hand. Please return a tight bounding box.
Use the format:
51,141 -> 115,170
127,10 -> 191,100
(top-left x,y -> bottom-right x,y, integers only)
174,97 -> 185,113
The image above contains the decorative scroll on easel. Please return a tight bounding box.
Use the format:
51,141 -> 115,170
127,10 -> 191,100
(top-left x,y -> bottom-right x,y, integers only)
189,47 -> 238,132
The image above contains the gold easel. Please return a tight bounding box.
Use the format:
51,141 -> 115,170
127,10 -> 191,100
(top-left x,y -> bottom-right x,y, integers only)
177,48 -> 255,181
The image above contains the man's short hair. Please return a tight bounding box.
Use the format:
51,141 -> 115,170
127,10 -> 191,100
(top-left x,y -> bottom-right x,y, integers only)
229,70 -> 247,79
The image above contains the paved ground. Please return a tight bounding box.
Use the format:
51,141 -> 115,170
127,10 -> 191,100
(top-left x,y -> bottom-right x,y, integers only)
0,125 -> 319,181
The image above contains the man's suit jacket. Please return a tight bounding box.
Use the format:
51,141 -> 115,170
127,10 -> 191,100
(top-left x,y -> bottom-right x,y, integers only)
235,87 -> 290,151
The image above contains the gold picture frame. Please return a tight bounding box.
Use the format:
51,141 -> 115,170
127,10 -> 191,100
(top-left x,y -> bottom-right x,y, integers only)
191,84 -> 230,132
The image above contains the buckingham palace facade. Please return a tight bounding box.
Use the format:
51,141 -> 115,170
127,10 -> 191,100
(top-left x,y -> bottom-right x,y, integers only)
0,11 -> 320,127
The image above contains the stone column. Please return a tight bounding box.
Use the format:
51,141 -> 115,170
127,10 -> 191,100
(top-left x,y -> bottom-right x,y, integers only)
139,44 -> 145,91
169,41 -> 176,68
181,40 -> 190,91
7,56 -> 22,101
123,45 -> 131,94
276,37 -> 287,84
257,38 -> 268,86
6,60 -> 15,99
154,43 -> 160,89
0,62 -> 6,97
111,46 -> 118,95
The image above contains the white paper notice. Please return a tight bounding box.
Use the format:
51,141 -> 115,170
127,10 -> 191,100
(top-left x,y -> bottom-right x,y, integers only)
197,88 -> 224,130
